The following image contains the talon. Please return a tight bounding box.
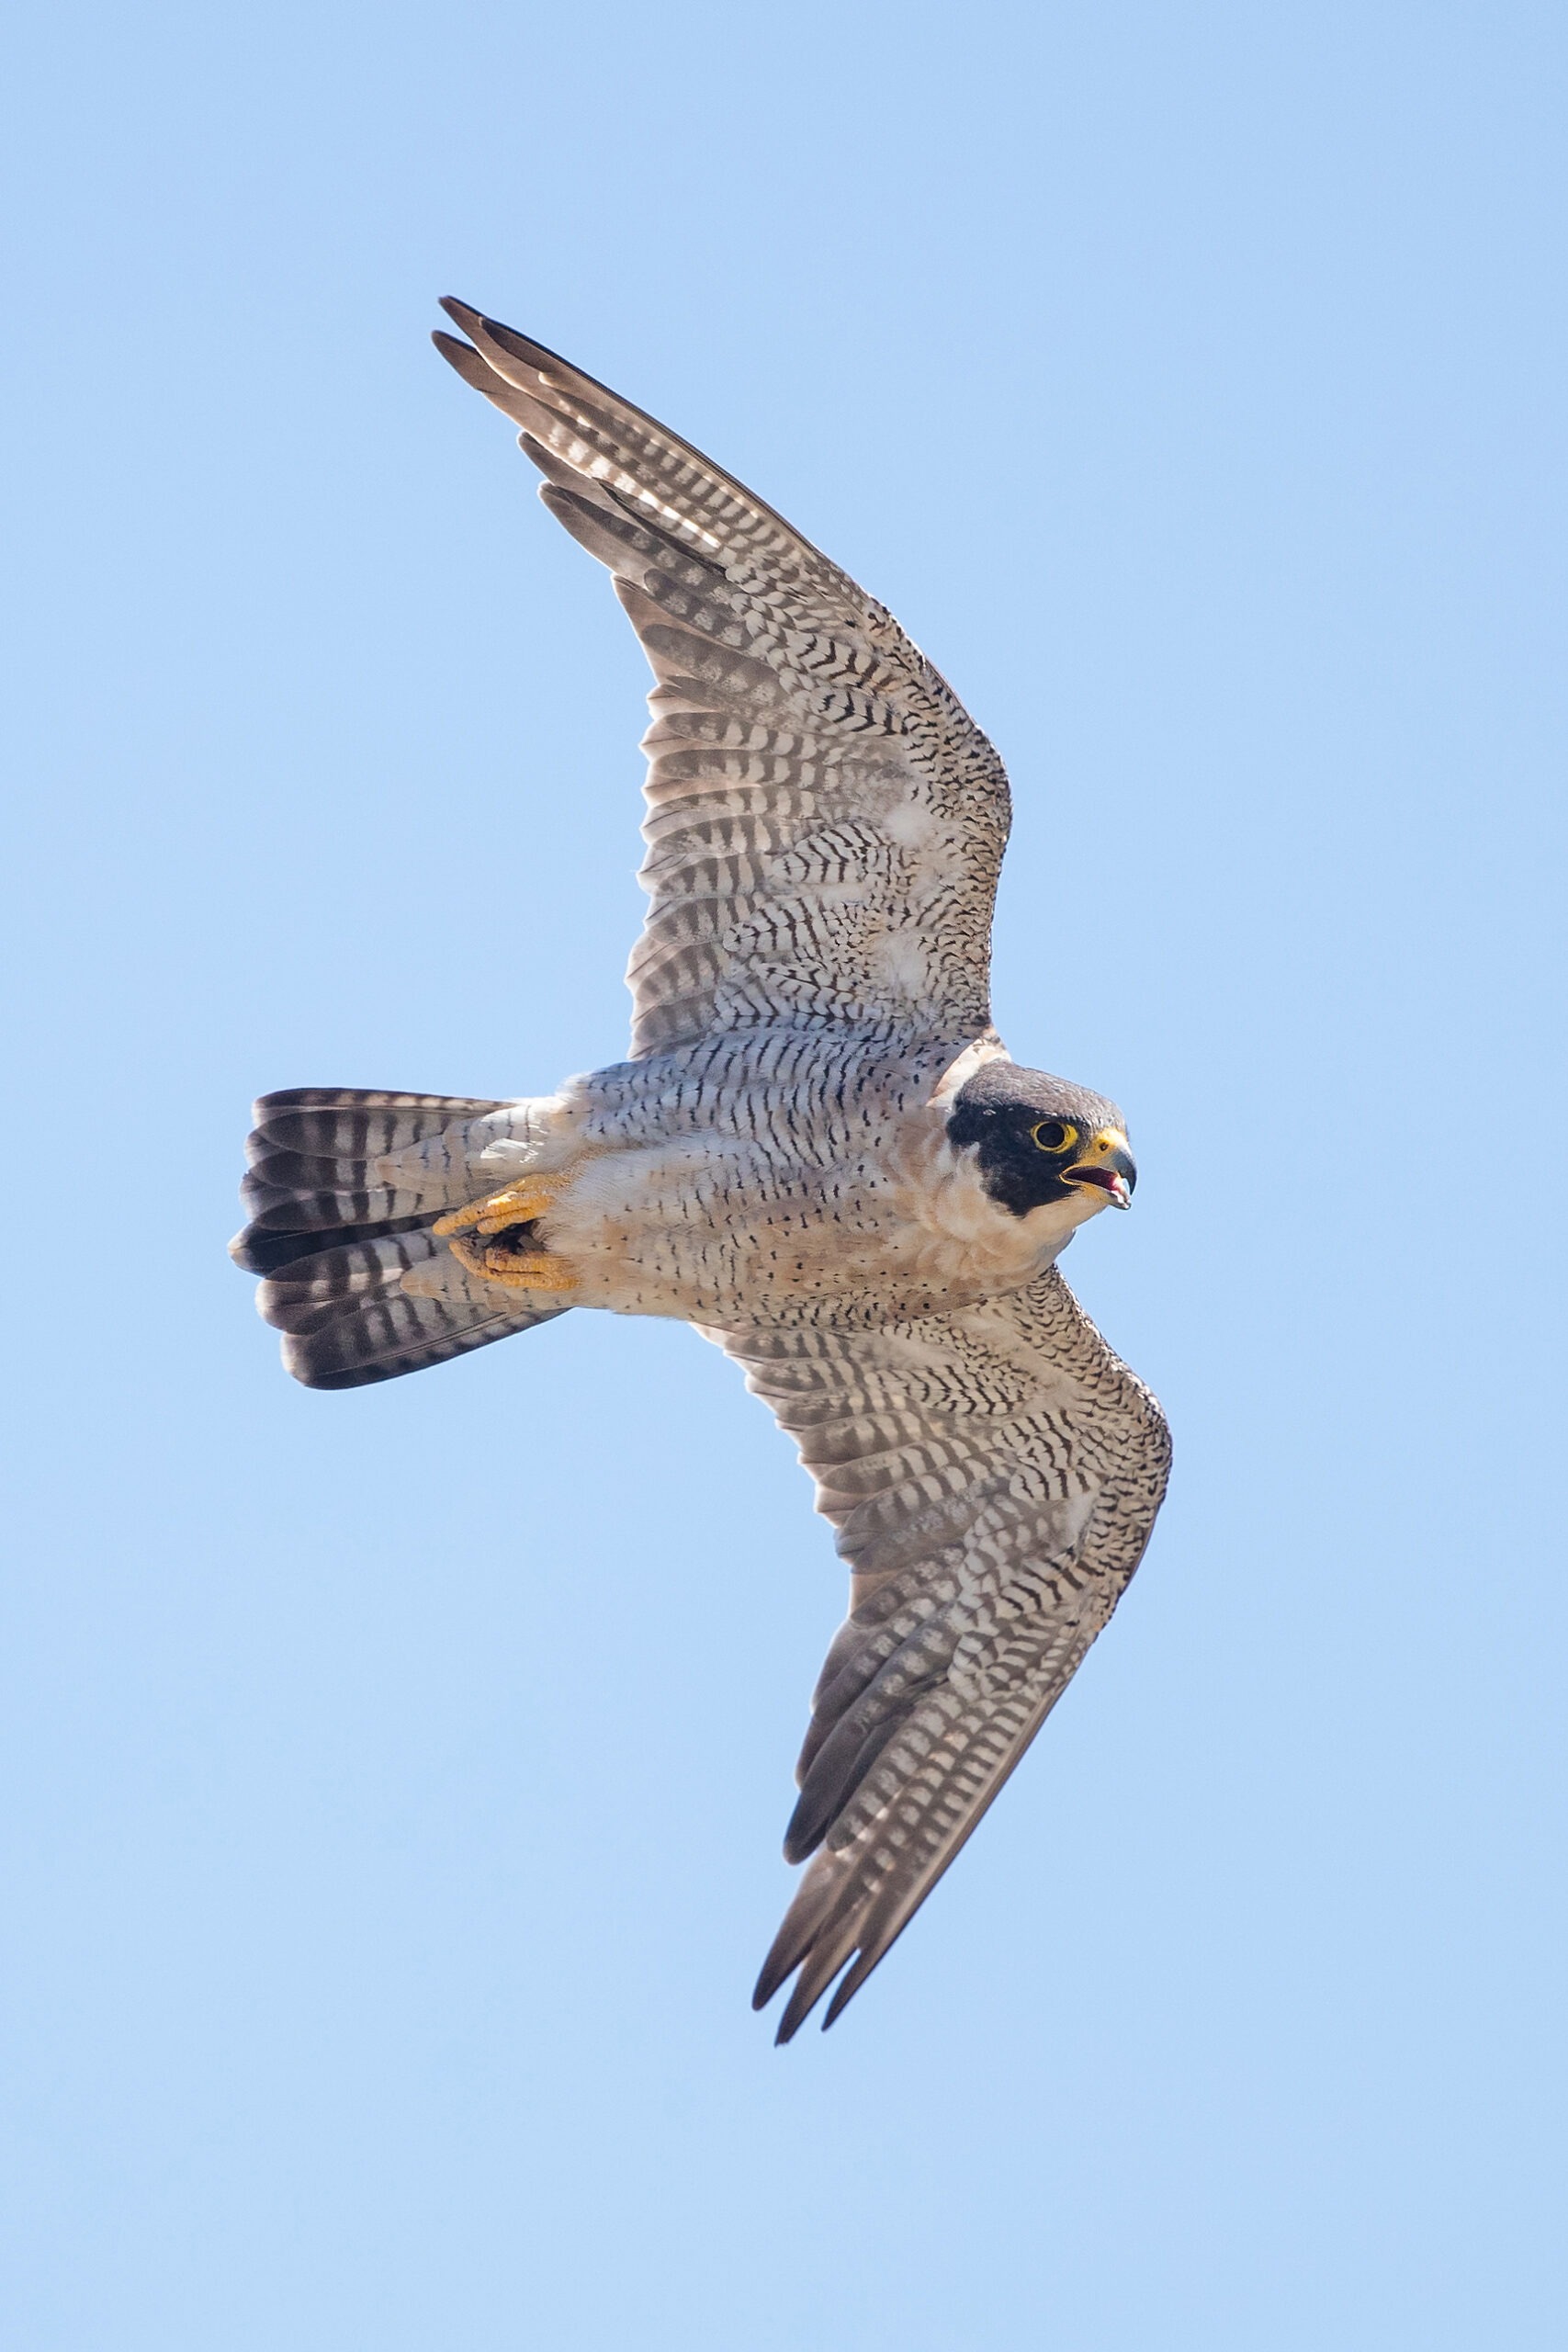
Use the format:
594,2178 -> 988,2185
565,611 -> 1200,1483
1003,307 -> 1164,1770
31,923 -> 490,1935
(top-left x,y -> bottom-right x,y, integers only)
434,1174 -> 563,1237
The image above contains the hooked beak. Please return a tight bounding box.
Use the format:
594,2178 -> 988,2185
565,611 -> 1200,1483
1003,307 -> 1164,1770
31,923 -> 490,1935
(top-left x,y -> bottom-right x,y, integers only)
1063,1127 -> 1137,1211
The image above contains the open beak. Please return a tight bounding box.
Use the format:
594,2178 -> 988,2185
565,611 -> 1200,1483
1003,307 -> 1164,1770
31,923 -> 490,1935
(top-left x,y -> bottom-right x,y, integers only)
1064,1127 -> 1137,1212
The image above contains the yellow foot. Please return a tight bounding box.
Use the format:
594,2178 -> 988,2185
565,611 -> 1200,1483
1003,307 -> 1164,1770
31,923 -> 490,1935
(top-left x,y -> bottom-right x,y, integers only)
433,1174 -> 564,1238
434,1170 -> 579,1294
444,1233 -> 579,1294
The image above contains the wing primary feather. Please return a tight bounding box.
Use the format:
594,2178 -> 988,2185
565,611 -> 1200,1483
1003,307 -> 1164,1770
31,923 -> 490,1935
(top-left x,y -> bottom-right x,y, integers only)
784,1703 -> 926,1865
773,1914 -> 864,2046
438,299 -> 818,552
751,1871 -> 840,2014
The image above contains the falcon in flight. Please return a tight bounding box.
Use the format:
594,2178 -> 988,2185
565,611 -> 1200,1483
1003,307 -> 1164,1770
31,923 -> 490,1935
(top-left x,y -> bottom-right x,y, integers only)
233,302 -> 1172,2041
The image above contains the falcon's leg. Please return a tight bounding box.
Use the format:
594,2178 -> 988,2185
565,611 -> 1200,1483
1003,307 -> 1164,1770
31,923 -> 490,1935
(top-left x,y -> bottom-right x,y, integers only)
433,1176 -> 564,1237
434,1176 -> 580,1294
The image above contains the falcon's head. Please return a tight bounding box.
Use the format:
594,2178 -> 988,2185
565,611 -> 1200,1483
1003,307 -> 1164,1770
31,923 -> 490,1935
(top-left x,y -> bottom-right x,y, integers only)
944,1061 -> 1137,1220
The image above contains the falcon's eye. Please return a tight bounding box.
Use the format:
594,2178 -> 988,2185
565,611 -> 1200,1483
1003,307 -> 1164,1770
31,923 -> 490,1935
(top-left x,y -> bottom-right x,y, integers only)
1031,1119 -> 1077,1154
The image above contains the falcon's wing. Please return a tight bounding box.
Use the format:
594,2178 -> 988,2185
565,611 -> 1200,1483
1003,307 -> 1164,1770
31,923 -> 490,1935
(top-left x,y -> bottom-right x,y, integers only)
434,303 -> 1010,1058
713,1270 -> 1171,2041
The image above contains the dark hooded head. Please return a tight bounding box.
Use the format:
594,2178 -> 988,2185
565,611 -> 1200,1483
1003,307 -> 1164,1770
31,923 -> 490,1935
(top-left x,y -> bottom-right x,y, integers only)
944,1061 -> 1137,1219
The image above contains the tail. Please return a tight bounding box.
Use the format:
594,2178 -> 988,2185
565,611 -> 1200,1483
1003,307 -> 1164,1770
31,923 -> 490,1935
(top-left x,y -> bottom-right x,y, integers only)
231,1088 -> 568,1389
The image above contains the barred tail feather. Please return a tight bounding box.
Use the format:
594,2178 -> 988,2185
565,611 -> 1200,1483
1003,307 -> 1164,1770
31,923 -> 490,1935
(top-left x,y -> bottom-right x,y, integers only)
231,1088 -> 566,1388
259,1227 -> 564,1389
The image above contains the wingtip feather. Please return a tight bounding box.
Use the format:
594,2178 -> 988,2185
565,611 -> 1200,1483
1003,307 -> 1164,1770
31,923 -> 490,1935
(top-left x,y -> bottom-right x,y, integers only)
821,1947 -> 881,2030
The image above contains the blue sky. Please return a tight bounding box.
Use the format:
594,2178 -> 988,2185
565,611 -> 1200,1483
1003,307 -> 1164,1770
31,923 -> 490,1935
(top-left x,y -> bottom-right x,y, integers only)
4,3 -> 1564,2345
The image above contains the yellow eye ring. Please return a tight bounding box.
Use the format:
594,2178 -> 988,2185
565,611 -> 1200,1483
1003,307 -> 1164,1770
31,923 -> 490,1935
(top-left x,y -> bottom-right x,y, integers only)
1031,1119 -> 1078,1154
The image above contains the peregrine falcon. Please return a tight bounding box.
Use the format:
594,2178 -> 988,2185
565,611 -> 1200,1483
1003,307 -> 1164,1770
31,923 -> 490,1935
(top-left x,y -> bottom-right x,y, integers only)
232,302 -> 1172,2041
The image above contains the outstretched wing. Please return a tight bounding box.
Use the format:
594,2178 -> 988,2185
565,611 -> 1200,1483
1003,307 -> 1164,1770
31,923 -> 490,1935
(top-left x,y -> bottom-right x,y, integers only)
714,1270 -> 1171,2041
434,303 -> 1010,1059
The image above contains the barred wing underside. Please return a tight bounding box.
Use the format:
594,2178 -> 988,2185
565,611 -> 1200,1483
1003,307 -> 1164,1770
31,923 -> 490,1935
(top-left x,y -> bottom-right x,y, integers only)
434,303 -> 1010,1059
715,1270 -> 1171,2040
